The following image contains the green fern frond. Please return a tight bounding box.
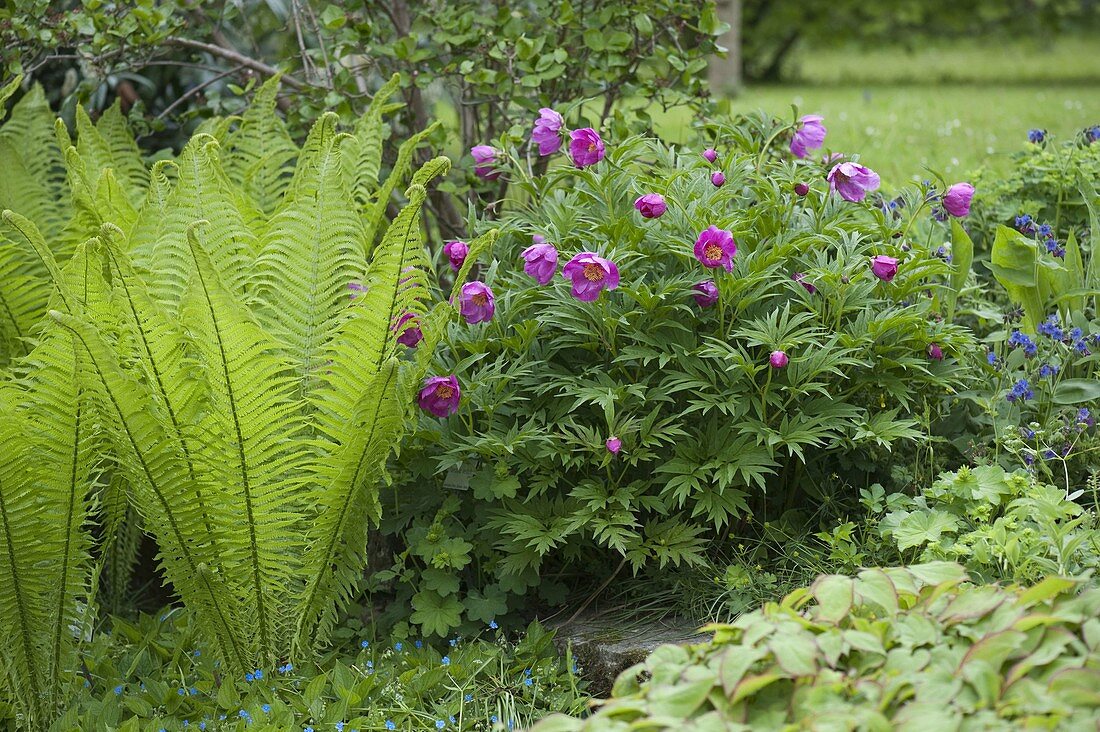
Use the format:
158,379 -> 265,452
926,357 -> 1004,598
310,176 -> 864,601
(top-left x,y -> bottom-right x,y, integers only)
182,223 -> 309,664
222,76 -> 299,216
88,101 -> 148,202
312,183 -> 433,444
126,159 -> 176,261
0,386 -> 53,727
254,130 -> 364,405
0,233 -> 49,366
97,472 -> 142,615
49,307 -> 251,672
0,85 -> 68,239
296,357 -> 404,648
133,136 -> 256,310
362,122 -> 440,255
99,227 -> 216,540
341,73 -> 403,207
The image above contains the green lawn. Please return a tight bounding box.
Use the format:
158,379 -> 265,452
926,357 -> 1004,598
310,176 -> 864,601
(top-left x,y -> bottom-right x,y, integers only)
656,37 -> 1100,187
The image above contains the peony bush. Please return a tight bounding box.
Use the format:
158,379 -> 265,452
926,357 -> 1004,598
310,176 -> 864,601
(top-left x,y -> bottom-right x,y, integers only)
379,111 -> 977,637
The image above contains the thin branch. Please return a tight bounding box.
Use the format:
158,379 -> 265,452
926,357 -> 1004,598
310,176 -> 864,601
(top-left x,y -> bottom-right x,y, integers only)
156,65 -> 244,120
164,36 -> 308,90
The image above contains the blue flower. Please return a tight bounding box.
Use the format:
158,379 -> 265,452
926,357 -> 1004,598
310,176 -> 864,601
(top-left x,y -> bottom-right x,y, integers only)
1007,379 -> 1035,403
395,642 -> 403,652
336,723 -> 345,732
114,685 -> 123,696
239,710 -> 251,719
386,722 -> 396,731
190,687 -> 198,696
1076,339 -> 1091,354
435,721 -> 445,729
449,717 -> 456,724
441,656 -> 450,666
178,688 -> 186,696
1038,315 -> 1064,340
987,351 -> 999,367
1038,223 -> 1052,237
262,704 -> 271,714
491,716 -> 498,724
305,727 -> 314,732
279,663 -> 294,674
449,638 -> 458,647
1087,125 -> 1100,144
488,620 -> 498,630
464,693 -> 473,702
193,650 -> 201,657
1039,363 -> 1059,378
254,669 -> 263,680
1015,213 -> 1034,233
524,677 -> 533,686
360,640 -> 370,649
1020,426 -> 1036,439
415,640 -> 423,649
245,673 -> 254,682
1008,329 -> 1038,356
199,724 -> 206,731
1028,129 -> 1046,144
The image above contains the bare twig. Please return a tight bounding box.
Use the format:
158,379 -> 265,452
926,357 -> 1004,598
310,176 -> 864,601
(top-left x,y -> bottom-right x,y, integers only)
165,36 -> 308,89
156,65 -> 244,120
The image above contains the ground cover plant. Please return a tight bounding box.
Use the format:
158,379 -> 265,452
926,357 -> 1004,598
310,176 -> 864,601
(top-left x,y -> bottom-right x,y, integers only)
533,564 -> 1100,731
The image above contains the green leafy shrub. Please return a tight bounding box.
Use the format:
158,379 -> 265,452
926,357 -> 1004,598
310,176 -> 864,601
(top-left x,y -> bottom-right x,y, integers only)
0,75 -> 467,724
381,113 -> 976,637
19,607 -> 586,731
969,130 -> 1100,254
867,465 -> 1100,582
534,564 -> 1100,731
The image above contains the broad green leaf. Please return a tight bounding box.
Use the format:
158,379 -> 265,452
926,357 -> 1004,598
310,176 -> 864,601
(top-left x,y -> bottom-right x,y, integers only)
946,218 -> 973,320
893,510 -> 959,552
1052,378 -> 1100,405
811,575 -> 854,624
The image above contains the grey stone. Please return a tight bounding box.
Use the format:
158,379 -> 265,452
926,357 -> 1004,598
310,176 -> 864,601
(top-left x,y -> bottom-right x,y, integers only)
548,614 -> 712,696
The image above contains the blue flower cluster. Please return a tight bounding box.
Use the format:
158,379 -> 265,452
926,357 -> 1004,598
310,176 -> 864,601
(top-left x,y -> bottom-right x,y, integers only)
1028,129 -> 1046,144
1008,330 -> 1038,356
1007,379 -> 1034,403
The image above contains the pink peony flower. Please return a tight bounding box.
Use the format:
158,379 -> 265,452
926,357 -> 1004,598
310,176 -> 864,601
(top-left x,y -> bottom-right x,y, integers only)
870,255 -> 899,282
702,148 -> 718,163
634,193 -> 667,219
444,240 -> 469,272
458,281 -> 495,323
606,436 -> 622,455
693,226 -> 737,272
692,280 -> 719,307
790,114 -> 827,159
561,252 -> 619,302
531,107 -> 564,156
419,375 -> 461,417
794,182 -> 809,196
471,145 -> 501,180
569,128 -> 605,168
522,240 -> 558,285
393,312 -> 423,348
828,162 -> 880,202
927,343 -> 944,361
769,350 -> 789,369
792,272 -> 816,294
942,182 -> 974,218
711,171 -> 726,187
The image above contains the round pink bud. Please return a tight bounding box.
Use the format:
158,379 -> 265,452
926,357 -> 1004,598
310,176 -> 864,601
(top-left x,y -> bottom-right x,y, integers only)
634,193 -> 667,219
927,343 -> 944,361
794,182 -> 809,196
870,255 -> 899,283
606,436 -> 622,455
711,171 -> 726,187
702,148 -> 718,163
769,350 -> 789,369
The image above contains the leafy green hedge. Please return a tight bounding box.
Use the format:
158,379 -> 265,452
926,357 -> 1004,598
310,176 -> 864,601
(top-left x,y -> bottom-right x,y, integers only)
535,564 -> 1100,731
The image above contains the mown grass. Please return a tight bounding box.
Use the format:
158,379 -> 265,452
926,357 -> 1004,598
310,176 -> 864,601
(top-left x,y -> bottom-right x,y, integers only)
657,37 -> 1100,186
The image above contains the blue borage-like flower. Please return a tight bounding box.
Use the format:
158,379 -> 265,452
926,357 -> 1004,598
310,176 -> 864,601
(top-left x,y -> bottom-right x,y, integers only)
1039,363 -> 1059,378
1007,379 -> 1034,403
1038,315 -> 1064,340
1007,330 -> 1038,356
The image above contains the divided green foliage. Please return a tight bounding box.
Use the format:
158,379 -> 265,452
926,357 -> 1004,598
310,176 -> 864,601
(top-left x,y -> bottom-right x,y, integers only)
535,565 -> 1100,731
222,75 -> 299,217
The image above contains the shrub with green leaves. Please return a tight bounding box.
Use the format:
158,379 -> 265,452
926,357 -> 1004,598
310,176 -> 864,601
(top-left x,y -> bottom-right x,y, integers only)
381,112 -> 976,637
969,129 -> 1100,254
865,465 -> 1100,583
0,75 -> 470,725
534,564 -> 1100,731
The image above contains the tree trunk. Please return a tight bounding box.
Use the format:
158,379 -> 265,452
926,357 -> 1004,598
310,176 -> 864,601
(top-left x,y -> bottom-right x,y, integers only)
708,0 -> 742,94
